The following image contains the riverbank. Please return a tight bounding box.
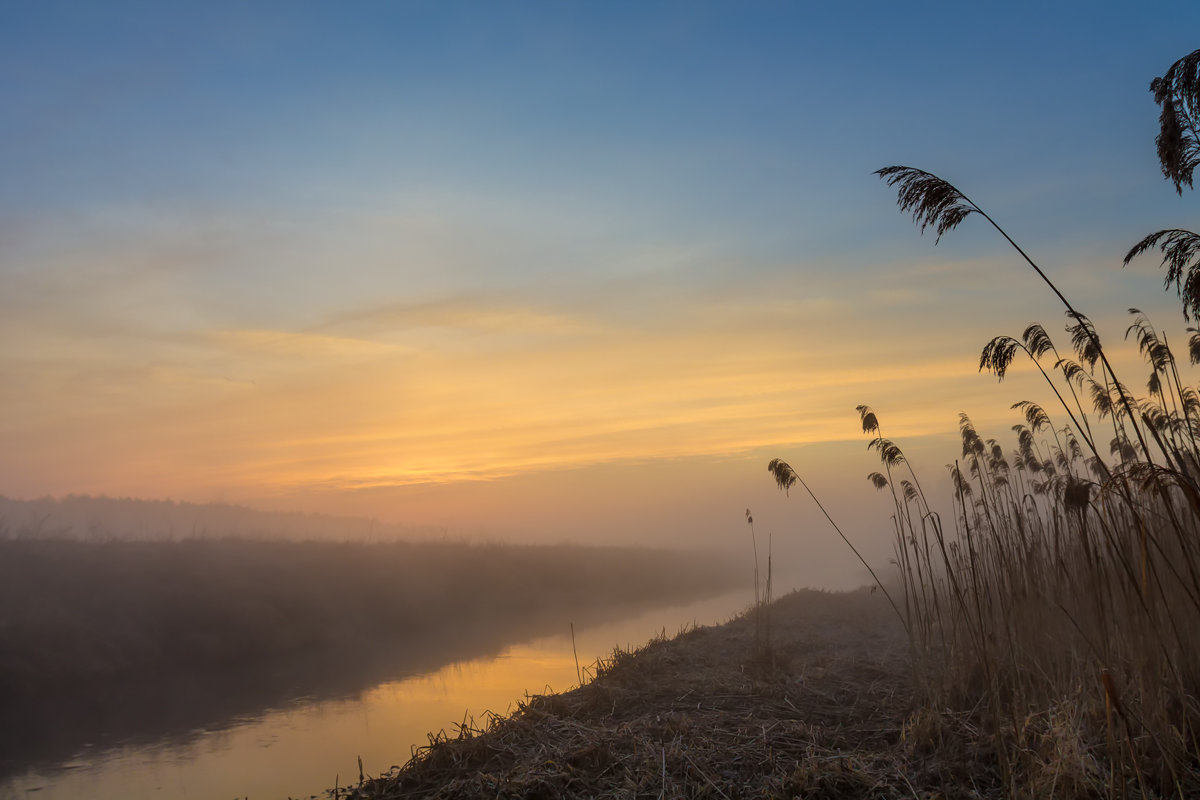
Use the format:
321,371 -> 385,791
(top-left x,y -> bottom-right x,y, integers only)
337,588 -> 967,800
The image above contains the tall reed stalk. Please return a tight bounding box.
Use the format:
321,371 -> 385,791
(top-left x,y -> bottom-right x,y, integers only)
767,46 -> 1200,798
745,509 -> 764,651
744,508 -> 777,658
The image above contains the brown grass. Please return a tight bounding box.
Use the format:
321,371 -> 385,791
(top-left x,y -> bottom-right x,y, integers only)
336,589 -> 940,800
860,52 -> 1200,795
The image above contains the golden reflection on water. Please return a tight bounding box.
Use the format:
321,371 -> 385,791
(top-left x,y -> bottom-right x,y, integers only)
5,590 -> 750,800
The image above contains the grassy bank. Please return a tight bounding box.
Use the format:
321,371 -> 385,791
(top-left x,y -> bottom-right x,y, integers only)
334,589 -> 921,800
340,585 -> 1200,799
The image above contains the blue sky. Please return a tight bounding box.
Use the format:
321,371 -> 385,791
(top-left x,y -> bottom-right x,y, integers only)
8,2 -> 1193,240
3,2 -> 1199,581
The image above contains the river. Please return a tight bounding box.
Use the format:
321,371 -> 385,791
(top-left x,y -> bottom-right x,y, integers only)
1,588 -> 752,800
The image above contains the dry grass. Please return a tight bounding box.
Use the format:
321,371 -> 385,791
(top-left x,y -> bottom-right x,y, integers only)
335,583 -> 1186,799
864,152 -> 1200,800
857,397 -> 1200,799
843,50 -> 1200,797
335,589 -> 942,800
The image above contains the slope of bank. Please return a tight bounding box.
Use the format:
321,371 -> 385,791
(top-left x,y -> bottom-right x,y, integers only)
335,588 -> 976,800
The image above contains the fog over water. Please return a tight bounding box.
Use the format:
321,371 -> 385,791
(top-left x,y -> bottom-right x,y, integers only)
0,482 -> 903,591
0,513 -> 751,797
2,582 -> 751,800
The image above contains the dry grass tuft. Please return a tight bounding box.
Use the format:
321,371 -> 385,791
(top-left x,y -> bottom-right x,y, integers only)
337,589 -> 923,800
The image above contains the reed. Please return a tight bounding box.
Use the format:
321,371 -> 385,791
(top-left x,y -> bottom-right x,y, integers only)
764,47 -> 1200,798
743,508 -> 776,659
836,47 -> 1200,798
744,509 -> 763,650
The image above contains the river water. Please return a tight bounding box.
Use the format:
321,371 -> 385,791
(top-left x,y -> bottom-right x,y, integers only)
2,588 -> 751,800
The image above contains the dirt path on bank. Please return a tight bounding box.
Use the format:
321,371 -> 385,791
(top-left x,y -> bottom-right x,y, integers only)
335,588 -> 979,799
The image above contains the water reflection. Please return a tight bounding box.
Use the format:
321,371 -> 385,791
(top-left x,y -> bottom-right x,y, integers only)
2,589 -> 750,800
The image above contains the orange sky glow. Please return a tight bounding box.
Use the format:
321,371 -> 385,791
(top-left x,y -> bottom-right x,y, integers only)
4,4 -> 1199,589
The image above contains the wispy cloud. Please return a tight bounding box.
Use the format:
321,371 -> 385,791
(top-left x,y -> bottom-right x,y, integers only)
206,328 -> 408,360
1,266 -> 1052,501
318,295 -> 597,338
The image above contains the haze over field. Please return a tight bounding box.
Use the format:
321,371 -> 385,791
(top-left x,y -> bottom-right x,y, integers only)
4,2 -> 1200,586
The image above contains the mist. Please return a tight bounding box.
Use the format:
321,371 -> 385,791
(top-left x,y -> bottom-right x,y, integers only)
2,429 -> 945,592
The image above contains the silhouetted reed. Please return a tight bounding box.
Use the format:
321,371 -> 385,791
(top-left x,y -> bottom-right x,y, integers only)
770,47 -> 1200,799
743,508 -> 776,659
766,457 -> 905,628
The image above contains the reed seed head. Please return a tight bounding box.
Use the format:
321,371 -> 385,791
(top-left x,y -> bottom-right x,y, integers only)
1149,47 -> 1200,194
875,166 -> 978,243
1123,228 -> 1200,321
856,405 -> 880,436
766,459 -> 798,496
980,336 -> 1021,381
1021,323 -> 1056,360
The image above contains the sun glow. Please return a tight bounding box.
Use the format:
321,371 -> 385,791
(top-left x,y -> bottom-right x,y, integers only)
3,270 -> 1039,504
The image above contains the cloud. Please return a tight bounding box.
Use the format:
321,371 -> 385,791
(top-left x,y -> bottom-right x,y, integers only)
318,295 -> 597,339
6,185 -> 1174,512
206,328 -> 408,360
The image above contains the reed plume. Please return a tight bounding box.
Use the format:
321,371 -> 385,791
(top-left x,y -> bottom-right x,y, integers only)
1149,47 -> 1200,195
1123,49 -> 1200,322
1125,229 -> 1200,321
766,458 -> 904,626
861,48 -> 1200,797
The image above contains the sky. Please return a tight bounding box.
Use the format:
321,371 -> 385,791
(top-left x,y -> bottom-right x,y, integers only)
3,2 -> 1199,586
